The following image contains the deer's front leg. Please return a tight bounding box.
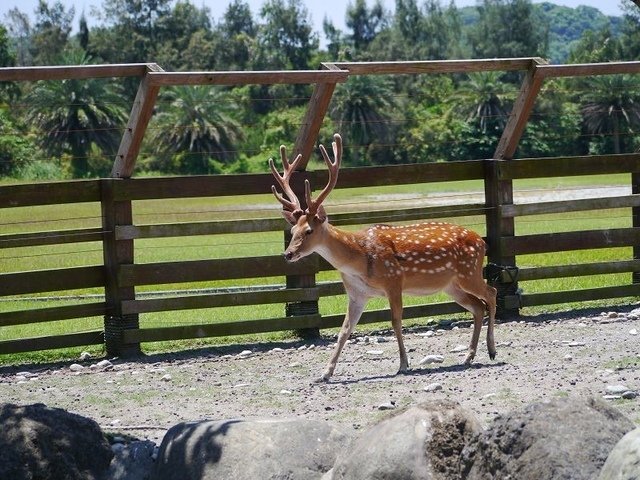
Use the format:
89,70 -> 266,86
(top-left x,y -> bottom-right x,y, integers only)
387,289 -> 408,374
317,295 -> 366,383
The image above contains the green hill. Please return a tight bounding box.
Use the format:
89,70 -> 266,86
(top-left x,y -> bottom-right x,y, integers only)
459,2 -> 623,64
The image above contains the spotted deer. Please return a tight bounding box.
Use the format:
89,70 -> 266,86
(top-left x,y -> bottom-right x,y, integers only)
270,133 -> 497,382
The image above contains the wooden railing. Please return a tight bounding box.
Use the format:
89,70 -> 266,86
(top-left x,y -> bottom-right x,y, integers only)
1,59 -> 640,356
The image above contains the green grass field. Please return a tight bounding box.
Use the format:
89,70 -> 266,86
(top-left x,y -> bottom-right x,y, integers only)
1,173 -> 637,365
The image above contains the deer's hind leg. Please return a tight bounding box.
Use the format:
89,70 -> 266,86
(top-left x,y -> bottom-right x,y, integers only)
444,283 -> 487,365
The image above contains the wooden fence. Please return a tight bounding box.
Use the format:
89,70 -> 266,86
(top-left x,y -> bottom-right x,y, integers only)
1,59 -> 640,356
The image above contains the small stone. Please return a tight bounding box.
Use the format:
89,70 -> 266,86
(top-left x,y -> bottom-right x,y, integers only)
450,345 -> 468,353
238,350 -> 252,357
622,391 -> 638,400
496,341 -> 512,347
96,359 -> 113,369
79,351 -> 92,361
280,389 -> 292,395
423,382 -> 443,392
564,354 -> 573,361
629,328 -> 638,336
563,341 -> 586,347
377,402 -> 396,410
160,374 -> 172,382
607,385 -> 630,395
366,350 -> 384,356
288,362 -> 302,368
69,363 -> 84,372
416,331 -> 435,338
270,348 -> 284,353
608,311 -> 619,318
603,394 -> 622,400
419,355 -> 445,365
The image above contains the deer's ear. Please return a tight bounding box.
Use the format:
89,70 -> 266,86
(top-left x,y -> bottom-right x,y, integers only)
315,205 -> 328,224
282,209 -> 302,225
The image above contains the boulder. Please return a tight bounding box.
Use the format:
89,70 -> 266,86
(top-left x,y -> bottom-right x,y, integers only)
462,397 -> 635,480
108,440 -> 157,480
0,402 -> 113,480
326,400 -> 480,480
152,418 -> 352,480
598,427 -> 640,480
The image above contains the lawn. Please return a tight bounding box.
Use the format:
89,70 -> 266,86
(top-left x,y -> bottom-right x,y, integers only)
1,172 -> 637,364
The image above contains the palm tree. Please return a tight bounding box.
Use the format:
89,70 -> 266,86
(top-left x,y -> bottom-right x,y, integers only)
580,74 -> 640,154
22,50 -> 127,178
455,71 -> 516,133
330,75 -> 396,165
148,85 -> 243,174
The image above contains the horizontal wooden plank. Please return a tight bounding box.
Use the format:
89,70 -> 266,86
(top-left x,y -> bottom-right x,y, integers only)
514,260 -> 640,282
123,314 -> 322,343
0,228 -> 104,249
538,61 -> 640,78
112,174 -> 278,201
118,255 -> 318,287
501,194 -> 640,217
502,228 -> 640,256
0,266 -> 105,296
0,303 -> 108,327
0,330 -> 104,355
515,283 -> 640,308
330,204 -> 487,227
327,58 -> 541,75
318,302 -> 466,329
121,287 -> 318,314
0,180 -> 101,208
0,64 -> 149,81
115,218 -> 285,240
497,154 -> 640,180
115,204 -> 486,241
311,160 -> 485,189
147,70 -> 348,87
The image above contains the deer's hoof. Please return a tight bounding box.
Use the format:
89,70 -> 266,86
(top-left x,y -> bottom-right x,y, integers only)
489,350 -> 497,360
313,373 -> 330,384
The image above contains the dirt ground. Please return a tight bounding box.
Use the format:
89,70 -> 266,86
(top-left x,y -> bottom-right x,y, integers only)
1,305 -> 639,445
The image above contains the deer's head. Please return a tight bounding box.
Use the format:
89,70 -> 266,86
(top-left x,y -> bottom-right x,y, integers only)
269,134 -> 342,262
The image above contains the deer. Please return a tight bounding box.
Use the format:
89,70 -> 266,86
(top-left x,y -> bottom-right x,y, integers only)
269,133 -> 497,382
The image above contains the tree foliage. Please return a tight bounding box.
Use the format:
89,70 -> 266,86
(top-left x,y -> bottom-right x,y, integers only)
0,0 -> 638,178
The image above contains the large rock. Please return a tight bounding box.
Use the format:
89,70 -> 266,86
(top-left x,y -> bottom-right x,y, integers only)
0,402 -> 113,480
152,418 -> 352,480
326,400 -> 481,480
598,427 -> 640,480
462,397 -> 635,480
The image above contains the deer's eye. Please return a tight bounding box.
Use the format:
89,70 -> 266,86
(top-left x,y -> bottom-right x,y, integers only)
306,228 -> 313,235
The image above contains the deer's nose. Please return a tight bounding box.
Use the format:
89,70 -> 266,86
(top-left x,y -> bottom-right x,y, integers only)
284,251 -> 294,262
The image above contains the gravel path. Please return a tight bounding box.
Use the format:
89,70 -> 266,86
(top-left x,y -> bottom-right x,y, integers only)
1,306 -> 639,445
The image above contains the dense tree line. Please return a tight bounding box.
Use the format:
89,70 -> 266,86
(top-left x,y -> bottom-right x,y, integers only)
0,0 -> 639,179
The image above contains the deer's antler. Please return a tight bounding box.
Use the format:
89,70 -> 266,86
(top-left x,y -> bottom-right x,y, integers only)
305,133 -> 342,217
269,144 -> 304,218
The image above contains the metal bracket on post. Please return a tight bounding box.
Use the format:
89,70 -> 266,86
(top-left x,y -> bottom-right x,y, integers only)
485,263 -> 521,314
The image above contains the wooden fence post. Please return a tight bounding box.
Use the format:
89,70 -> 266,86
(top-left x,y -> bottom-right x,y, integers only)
487,60 -> 545,319
633,172 -> 640,284
484,159 -> 519,318
101,178 -> 140,356
284,80 -> 340,338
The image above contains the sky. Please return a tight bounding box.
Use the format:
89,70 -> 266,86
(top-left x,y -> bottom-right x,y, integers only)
0,0 -> 628,34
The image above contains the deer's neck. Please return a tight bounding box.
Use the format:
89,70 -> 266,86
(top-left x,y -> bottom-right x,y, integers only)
315,224 -> 370,274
